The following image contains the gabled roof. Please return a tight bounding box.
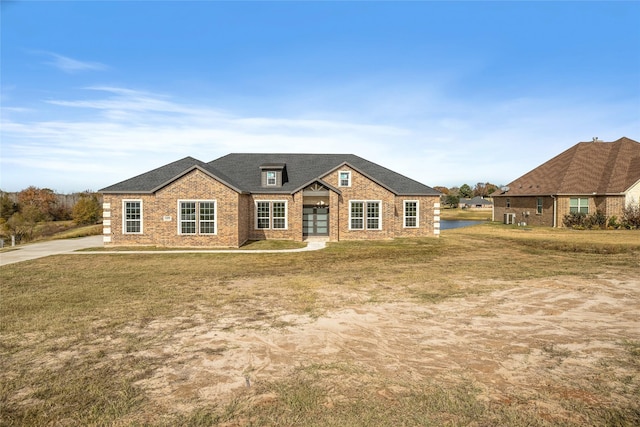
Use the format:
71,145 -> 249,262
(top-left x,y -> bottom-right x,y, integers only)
100,156 -> 242,194
493,137 -> 640,197
100,153 -> 440,196
460,196 -> 493,206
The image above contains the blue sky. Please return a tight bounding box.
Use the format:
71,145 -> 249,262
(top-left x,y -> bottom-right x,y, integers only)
1,1 -> 639,193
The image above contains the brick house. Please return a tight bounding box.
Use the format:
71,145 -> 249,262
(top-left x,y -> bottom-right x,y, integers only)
99,154 -> 441,247
492,137 -> 640,227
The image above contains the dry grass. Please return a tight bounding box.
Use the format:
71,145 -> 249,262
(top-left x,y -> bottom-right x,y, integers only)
1,224 -> 639,426
440,207 -> 493,221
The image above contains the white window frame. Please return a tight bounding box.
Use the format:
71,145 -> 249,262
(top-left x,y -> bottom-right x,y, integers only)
536,197 -> 543,215
266,171 -> 277,186
123,199 -> 143,234
349,200 -> 382,230
403,200 -> 419,228
178,200 -> 217,235
339,170 -> 352,187
569,197 -> 589,214
255,200 -> 288,230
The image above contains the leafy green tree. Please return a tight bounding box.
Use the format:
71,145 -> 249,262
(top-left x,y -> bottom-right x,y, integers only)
2,207 -> 39,242
0,192 -> 18,221
459,183 -> 473,199
445,194 -> 460,208
72,192 -> 102,225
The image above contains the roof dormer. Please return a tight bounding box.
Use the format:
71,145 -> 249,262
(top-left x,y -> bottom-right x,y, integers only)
260,163 -> 287,187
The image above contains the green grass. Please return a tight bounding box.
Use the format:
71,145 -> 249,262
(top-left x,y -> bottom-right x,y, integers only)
1,224 -> 639,426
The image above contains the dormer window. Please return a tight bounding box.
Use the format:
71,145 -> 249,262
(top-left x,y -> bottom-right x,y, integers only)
260,163 -> 287,187
339,171 -> 351,187
266,171 -> 277,186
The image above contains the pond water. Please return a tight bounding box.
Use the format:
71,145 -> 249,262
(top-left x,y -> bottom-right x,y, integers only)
440,220 -> 486,230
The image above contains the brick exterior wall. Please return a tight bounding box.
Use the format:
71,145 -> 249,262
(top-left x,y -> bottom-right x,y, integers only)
248,194 -> 301,242
103,167 -> 439,247
493,195 -> 628,228
321,166 -> 438,240
104,170 -> 243,247
493,196 -> 555,227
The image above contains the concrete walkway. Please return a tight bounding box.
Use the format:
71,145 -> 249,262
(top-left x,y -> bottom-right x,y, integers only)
0,235 -> 104,266
0,236 -> 327,266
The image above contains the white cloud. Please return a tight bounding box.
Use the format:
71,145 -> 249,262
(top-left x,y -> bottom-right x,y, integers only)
1,85 -> 638,193
41,52 -> 107,73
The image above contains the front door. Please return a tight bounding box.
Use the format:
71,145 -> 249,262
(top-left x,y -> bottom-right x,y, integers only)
303,206 -> 329,237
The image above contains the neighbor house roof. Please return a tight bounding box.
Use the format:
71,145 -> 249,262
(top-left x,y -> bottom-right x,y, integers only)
492,137 -> 640,197
100,153 -> 440,196
460,196 -> 493,206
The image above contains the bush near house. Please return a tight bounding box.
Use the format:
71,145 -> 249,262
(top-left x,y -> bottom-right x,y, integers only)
622,201 -> 640,229
563,202 -> 640,230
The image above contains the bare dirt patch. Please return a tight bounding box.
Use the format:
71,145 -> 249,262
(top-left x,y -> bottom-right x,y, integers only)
125,274 -> 639,421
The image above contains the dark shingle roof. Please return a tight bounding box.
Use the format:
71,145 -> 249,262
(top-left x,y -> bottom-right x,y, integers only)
493,137 -> 640,197
100,153 -> 439,196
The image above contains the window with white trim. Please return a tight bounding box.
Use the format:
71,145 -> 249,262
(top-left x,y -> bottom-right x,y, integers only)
339,171 -> 351,187
536,197 -> 543,215
123,200 -> 142,234
256,201 -> 287,229
266,171 -> 277,186
179,200 -> 216,235
569,197 -> 589,214
404,200 -> 419,228
350,201 -> 381,230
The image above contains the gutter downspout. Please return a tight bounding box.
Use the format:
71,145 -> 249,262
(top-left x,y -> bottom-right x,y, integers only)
551,195 -> 557,228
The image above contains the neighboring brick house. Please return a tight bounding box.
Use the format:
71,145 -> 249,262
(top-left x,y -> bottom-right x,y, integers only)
492,137 -> 640,227
459,196 -> 493,209
99,154 -> 442,247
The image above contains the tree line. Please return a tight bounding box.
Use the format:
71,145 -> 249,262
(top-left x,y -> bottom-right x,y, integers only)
433,182 -> 500,208
0,187 -> 103,243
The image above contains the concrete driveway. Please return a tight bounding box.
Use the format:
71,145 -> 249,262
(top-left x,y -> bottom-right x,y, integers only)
0,236 -> 103,266
0,236 -> 327,266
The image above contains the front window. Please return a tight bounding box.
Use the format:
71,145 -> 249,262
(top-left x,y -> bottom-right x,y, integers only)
569,197 -> 589,214
537,198 -> 543,214
179,201 -> 216,235
124,200 -> 142,234
350,201 -> 381,230
350,201 -> 364,229
272,202 -> 286,229
367,202 -> 380,229
256,201 -> 288,229
404,200 -> 418,228
506,198 -> 511,208
339,171 -> 351,187
199,202 -> 216,234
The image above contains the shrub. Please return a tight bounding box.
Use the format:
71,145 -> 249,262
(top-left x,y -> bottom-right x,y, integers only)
563,210 -> 608,230
621,201 -> 640,229
585,210 -> 607,229
563,212 -> 586,229
607,215 -> 620,229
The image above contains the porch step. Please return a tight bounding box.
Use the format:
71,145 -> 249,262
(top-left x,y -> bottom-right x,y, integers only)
303,236 -> 329,243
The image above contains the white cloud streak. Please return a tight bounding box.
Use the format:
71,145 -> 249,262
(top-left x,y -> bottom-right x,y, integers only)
1,86 -> 638,193
41,52 -> 107,73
